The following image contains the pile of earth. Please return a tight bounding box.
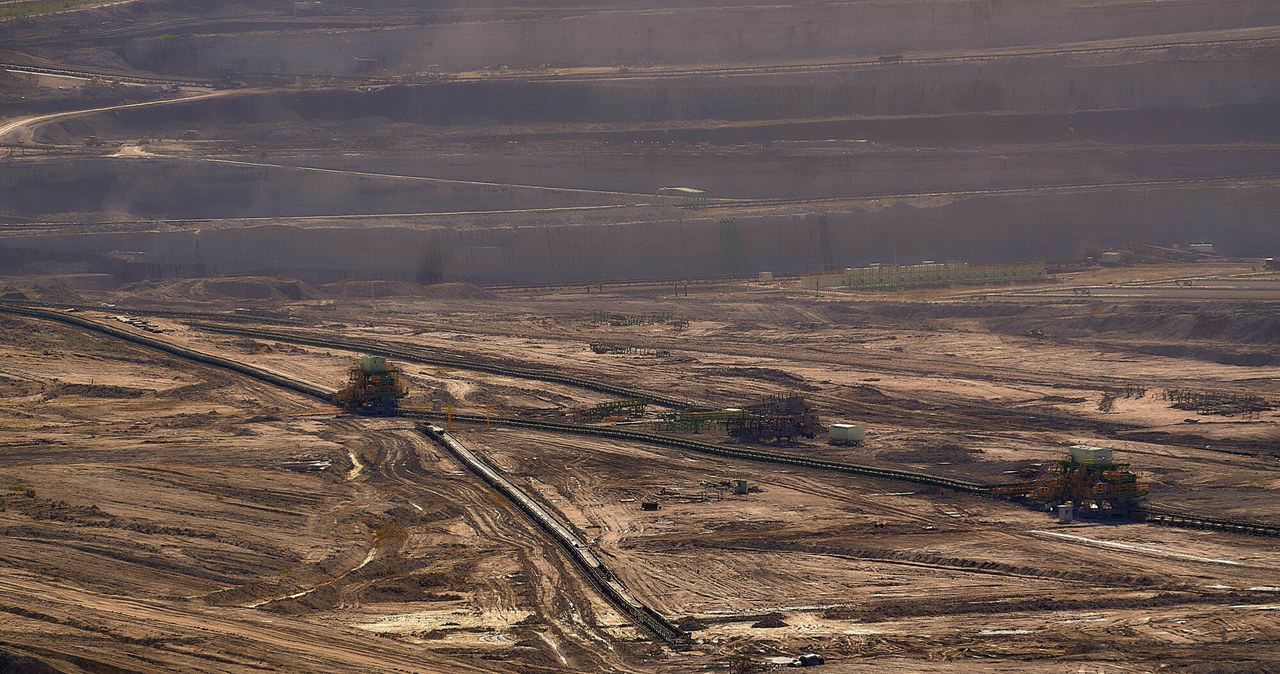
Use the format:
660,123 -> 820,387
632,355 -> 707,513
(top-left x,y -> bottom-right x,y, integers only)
0,284 -> 28,301
987,302 -> 1280,345
47,382 -> 150,398
8,285 -> 84,304
318,280 -> 493,299
117,276 -> 324,302
0,373 -> 43,397
695,366 -> 816,389
0,69 -> 35,95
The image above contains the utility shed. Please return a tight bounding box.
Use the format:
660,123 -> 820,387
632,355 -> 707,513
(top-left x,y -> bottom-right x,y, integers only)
830,423 -> 866,444
1068,444 -> 1113,464
654,187 -> 708,209
360,355 -> 389,373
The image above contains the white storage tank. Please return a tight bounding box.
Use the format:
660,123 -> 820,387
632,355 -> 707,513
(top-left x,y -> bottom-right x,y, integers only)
830,423 -> 866,444
1068,444 -> 1113,464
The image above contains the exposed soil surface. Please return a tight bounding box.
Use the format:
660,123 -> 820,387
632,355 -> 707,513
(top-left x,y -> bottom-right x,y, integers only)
1,265 -> 1278,671
2,0 -> 1278,669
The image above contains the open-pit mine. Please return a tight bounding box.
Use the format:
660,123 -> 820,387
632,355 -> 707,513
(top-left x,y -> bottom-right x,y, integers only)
1,0 -> 1279,671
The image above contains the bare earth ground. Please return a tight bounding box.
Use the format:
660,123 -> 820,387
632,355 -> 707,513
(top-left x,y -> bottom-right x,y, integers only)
3,0 -> 1279,669
0,264 -> 1278,671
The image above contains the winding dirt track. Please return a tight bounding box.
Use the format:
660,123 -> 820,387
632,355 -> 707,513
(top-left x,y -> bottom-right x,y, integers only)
0,88 -> 234,144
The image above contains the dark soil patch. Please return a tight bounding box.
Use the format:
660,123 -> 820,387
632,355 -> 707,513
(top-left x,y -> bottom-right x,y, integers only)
1040,395 -> 1087,404
880,443 -> 981,465
676,616 -> 708,631
1116,431 -> 1280,456
751,613 -> 788,628
697,366 -> 817,390
825,591 -> 1267,623
49,383 -> 150,398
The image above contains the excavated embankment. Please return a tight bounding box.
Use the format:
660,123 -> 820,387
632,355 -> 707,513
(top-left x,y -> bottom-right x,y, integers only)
8,0 -> 1278,287
9,139 -> 1280,221
0,158 -> 624,220
39,53 -> 1280,137
119,0 -> 1280,75
4,183 -> 1277,284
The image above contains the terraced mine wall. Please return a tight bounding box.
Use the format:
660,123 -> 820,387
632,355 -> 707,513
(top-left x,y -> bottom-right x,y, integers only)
12,140 -> 1280,221
64,54 -> 1280,133
120,0 -> 1280,74
41,98 -> 1280,155
4,184 -> 1277,284
0,158 -> 624,220
286,144 -> 1280,202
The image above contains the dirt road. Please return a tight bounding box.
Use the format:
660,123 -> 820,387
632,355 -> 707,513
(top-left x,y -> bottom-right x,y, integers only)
0,88 -> 233,144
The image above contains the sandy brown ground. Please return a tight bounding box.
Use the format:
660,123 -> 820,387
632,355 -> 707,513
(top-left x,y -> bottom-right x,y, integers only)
463,426 -> 1280,671
0,314 -> 650,672
1,263 -> 1278,671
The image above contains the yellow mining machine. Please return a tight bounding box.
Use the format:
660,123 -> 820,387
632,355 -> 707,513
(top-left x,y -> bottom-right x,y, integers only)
333,355 -> 407,415
1031,444 -> 1148,518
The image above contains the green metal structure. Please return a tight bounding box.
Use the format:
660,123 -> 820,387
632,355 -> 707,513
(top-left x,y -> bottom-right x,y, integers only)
573,398 -> 650,422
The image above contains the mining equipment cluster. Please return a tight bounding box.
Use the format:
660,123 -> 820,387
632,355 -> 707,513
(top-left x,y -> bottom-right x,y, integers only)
726,394 -> 822,443
113,315 -> 163,333
657,394 -> 822,442
10,304 -> 1274,541
1030,444 -> 1148,519
333,355 -> 407,415
571,398 -> 649,422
